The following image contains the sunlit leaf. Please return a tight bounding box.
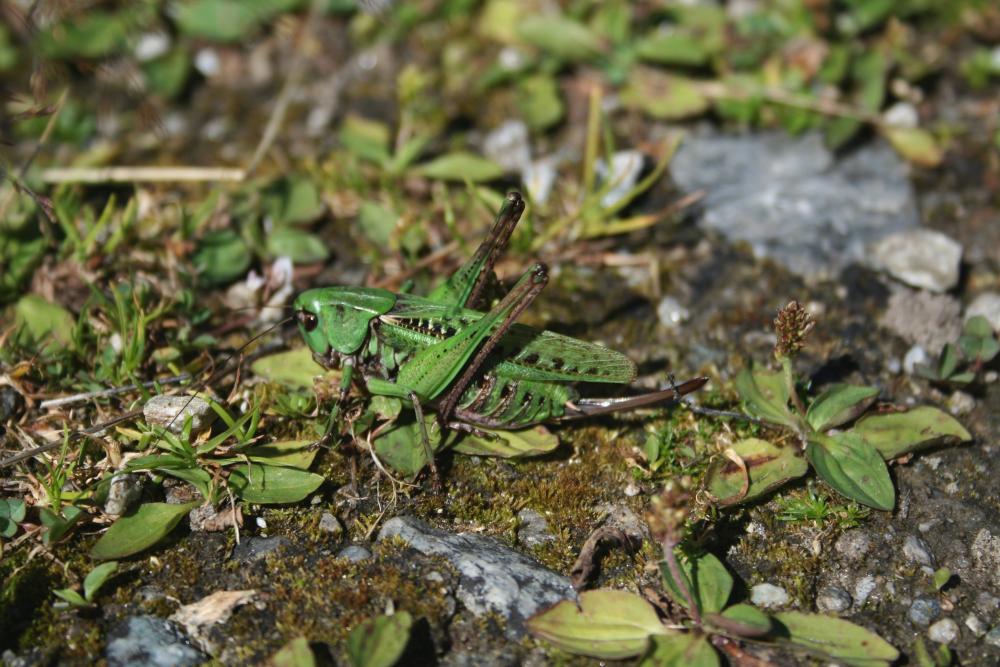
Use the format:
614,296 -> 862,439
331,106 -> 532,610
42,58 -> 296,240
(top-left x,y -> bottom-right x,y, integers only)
90,502 -> 199,560
415,152 -> 505,182
271,637 -> 315,667
806,433 -> 894,510
527,589 -> 672,660
229,464 -> 323,504
266,228 -> 330,264
346,611 -> 413,667
710,604 -> 773,638
518,15 -> 604,61
806,384 -> 879,431
704,438 -> 808,505
373,416 -> 443,477
733,367 -> 798,428
882,126 -> 944,168
852,407 -> 972,460
453,425 -> 559,458
251,347 -> 332,389
637,633 -> 719,667
772,611 -> 899,666
661,550 -> 733,614
14,295 -> 74,349
621,68 -> 709,120
83,561 -> 119,601
239,440 -> 317,470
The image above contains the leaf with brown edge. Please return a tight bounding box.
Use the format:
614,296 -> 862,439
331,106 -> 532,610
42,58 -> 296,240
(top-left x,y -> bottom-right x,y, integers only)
853,406 -> 972,460
705,438 -> 808,506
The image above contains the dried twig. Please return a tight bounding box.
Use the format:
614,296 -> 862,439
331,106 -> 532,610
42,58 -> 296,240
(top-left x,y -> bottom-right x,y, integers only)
39,166 -> 246,184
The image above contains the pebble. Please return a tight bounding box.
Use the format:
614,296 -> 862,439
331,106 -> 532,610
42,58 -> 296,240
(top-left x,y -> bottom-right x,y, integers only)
104,473 -> 143,517
986,626 -> 1000,648
516,509 -> 555,548
105,616 -> 205,667
231,536 -> 288,565
927,618 -> 959,644
903,535 -> 936,568
815,586 -> 852,614
319,512 -> 343,536
193,48 -> 221,77
971,529 -> 1000,589
834,530 -> 871,561
482,120 -> 531,173
881,288 -> 963,356
883,102 -> 919,129
134,32 -> 170,62
378,515 -> 574,638
903,345 -> 929,376
853,575 -> 877,607
670,131 -> 917,279
869,229 -> 963,293
750,583 -> 789,609
523,158 -> 557,205
0,384 -> 26,423
964,613 -> 988,637
965,292 -> 1000,331
656,296 -> 690,330
188,504 -> 240,532
143,395 -> 215,434
909,597 -> 942,627
947,391 -> 976,416
337,545 -> 373,562
595,150 -> 645,209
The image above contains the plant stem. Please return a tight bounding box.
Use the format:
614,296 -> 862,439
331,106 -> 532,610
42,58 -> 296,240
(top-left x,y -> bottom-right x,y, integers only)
661,534 -> 701,626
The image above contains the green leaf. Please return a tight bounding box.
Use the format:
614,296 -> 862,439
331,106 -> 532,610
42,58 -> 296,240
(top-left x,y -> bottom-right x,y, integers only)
173,0 -> 273,42
704,438 -> 809,505
806,384 -> 879,431
240,441 -> 317,470
40,506 -> 85,545
661,551 -> 733,614
53,588 -> 89,607
733,367 -> 797,428
373,416 -> 443,477
806,433 -> 894,511
251,347 -> 331,389
938,343 -> 961,380
517,74 -> 565,131
271,637 -> 316,667
636,32 -> 710,67
14,295 -> 75,349
518,15 -> 604,61
0,498 -> 26,538
772,611 -> 899,667
453,425 -> 559,458
40,11 -> 128,58
144,48 -> 191,99
90,502 -> 199,560
358,202 -> 398,248
709,604 -> 773,638
266,177 -> 325,227
266,228 -> 330,264
932,567 -> 952,591
882,127 -> 944,168
339,115 -> 391,165
853,406 -> 972,460
527,589 -> 672,660
83,561 -> 118,601
193,230 -> 252,285
621,68 -> 709,120
963,315 -> 994,339
638,633 -> 720,667
229,464 -> 323,504
415,152 -> 505,182
346,611 -> 413,667
958,317 -> 1000,363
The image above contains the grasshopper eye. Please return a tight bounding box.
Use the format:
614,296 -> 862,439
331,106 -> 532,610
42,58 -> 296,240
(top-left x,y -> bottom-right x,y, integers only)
297,310 -> 318,332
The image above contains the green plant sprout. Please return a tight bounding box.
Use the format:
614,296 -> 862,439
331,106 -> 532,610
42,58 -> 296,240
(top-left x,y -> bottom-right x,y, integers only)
53,561 -> 118,609
916,315 -> 1000,385
704,301 -> 972,510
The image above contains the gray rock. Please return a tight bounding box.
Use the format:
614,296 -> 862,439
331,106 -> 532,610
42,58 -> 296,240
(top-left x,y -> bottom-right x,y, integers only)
104,473 -> 143,516
965,614 -> 988,637
986,626 -> 1000,648
656,296 -> 690,330
105,615 -> 206,667
0,384 -> 25,422
319,512 -> 343,536
971,529 -> 1000,589
143,395 -> 215,434
966,292 -> 1000,331
671,131 -> 917,279
903,535 -> 936,568
835,530 -> 871,561
378,515 -> 575,638
750,583 -> 789,609
880,288 -> 963,356
903,345 -> 930,375
948,391 -> 976,416
482,120 -> 531,173
909,598 -> 942,627
523,158 -> 557,205
927,618 -> 959,644
869,229 -> 963,293
596,150 -> 645,209
231,536 -> 288,565
853,575 -> 877,607
337,545 -> 372,562
516,509 -> 555,548
815,586 -> 852,614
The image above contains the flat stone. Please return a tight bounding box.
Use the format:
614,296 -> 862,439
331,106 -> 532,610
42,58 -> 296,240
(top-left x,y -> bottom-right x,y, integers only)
143,395 -> 215,434
378,515 -> 575,638
656,296 -> 690,330
869,229 -> 963,293
337,545 -> 372,562
104,473 -> 143,517
986,626 -> 1000,648
319,512 -> 343,536
880,287 -> 962,355
105,615 -> 205,667
927,618 -> 959,644
966,292 -> 1000,331
853,575 -> 877,607
516,509 -> 555,548
815,586 -> 852,614
482,120 -> 531,173
909,597 -> 942,627
965,614 -> 988,637
903,535 -> 936,568
834,530 -> 871,561
671,131 -> 917,279
231,536 -> 288,565
596,150 -> 645,209
750,583 -> 789,609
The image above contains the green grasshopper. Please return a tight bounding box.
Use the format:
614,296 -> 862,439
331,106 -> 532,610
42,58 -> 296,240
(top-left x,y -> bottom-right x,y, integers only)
293,192 -> 707,481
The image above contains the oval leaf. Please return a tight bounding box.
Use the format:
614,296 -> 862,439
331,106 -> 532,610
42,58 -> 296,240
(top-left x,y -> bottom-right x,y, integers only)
271,637 -> 315,667
711,603 -> 773,638
83,561 -> 118,601
621,67 -> 710,120
733,367 -> 797,428
806,433 -> 894,510
241,440 -> 317,470
266,228 -> 329,264
415,152 -> 505,182
661,551 -> 733,614
853,407 -> 972,460
638,633 -> 720,667
229,464 -> 323,504
806,384 -> 879,431
90,502 -> 198,560
346,611 -> 413,667
705,438 -> 808,505
527,589 -> 671,660
251,347 -> 333,389
772,611 -> 899,666
518,15 -> 604,61
881,126 -> 943,168
452,425 -> 559,458
373,416 -> 443,477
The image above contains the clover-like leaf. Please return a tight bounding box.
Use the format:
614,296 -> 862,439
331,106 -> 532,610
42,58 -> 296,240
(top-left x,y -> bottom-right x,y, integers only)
0,498 -> 26,538
852,406 -> 972,460
806,384 -> 879,431
734,367 -> 798,428
637,633 -> 719,667
772,611 -> 899,667
527,589 -> 672,660
661,551 -> 733,614
91,502 -> 199,560
958,315 -> 1000,363
705,438 -> 809,506
346,612 -> 413,667
806,433 -> 894,511
229,464 -> 323,504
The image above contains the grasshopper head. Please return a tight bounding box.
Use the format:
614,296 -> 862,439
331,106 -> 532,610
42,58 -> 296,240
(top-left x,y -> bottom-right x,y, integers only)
293,287 -> 396,357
